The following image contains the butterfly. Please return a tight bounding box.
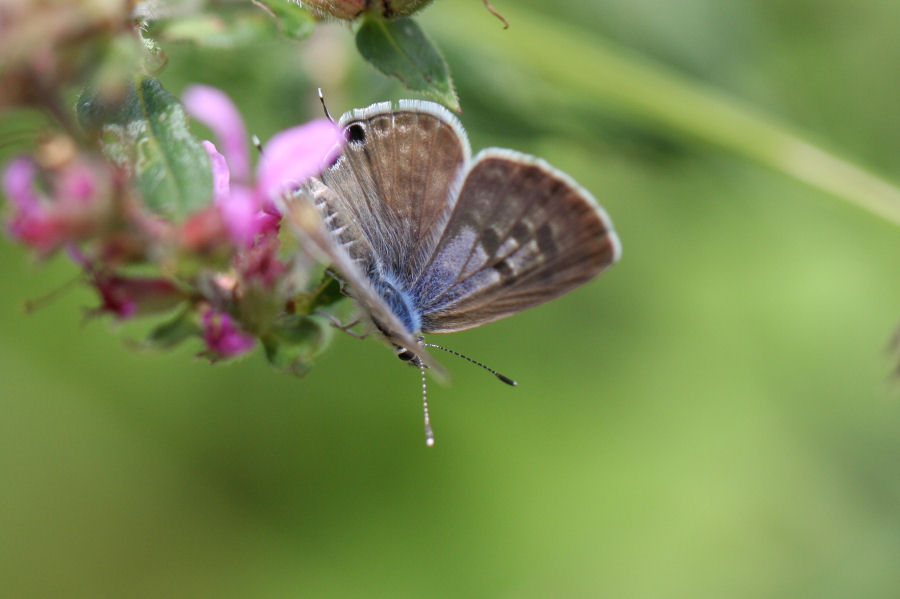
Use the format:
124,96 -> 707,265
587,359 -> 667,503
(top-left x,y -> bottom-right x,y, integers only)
283,99 -> 621,445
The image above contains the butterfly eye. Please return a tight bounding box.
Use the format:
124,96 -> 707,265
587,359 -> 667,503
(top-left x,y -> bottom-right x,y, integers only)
347,123 -> 366,144
396,348 -> 416,362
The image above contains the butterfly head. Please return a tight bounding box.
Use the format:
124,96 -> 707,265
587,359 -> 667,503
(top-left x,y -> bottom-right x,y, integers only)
393,337 -> 425,367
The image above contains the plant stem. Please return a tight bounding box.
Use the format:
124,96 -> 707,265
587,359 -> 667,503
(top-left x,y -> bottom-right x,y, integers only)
427,3 -> 900,227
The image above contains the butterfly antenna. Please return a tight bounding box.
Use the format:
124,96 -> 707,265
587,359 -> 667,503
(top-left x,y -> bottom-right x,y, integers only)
425,343 -> 517,386
318,88 -> 335,123
420,362 -> 435,447
251,134 -> 263,155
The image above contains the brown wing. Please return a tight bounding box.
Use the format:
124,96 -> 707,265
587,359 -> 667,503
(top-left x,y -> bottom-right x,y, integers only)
412,149 -> 621,333
317,99 -> 471,290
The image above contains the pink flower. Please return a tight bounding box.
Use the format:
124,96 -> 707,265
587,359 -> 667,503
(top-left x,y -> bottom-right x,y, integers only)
235,232 -> 287,289
182,84 -> 344,248
182,86 -> 251,181
202,308 -> 257,359
2,156 -> 108,255
93,274 -> 183,319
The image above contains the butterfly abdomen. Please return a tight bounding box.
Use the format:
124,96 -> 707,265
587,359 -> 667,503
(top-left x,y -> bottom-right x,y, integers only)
367,269 -> 422,335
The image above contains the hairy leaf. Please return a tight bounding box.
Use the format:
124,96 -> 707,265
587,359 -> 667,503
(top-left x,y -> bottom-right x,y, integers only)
77,77 -> 213,220
142,308 -> 201,350
262,315 -> 334,377
355,17 -> 459,111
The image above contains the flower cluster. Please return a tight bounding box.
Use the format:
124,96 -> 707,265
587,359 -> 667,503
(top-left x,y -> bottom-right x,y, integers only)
2,84 -> 345,367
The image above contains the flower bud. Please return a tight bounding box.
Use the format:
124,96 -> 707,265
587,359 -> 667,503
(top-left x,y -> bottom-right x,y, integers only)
92,274 -> 184,319
302,0 -> 434,20
201,308 -> 257,360
378,0 -> 434,17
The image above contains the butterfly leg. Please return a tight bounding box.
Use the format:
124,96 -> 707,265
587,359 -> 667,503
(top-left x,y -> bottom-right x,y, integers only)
324,269 -> 351,297
316,310 -> 369,339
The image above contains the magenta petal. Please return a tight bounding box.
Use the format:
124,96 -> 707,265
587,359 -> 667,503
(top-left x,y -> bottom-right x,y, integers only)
258,119 -> 344,201
57,162 -> 97,205
182,85 -> 251,181
7,212 -> 63,252
254,206 -> 282,237
202,140 -> 231,203
2,157 -> 40,211
202,309 -> 256,358
219,184 -> 260,248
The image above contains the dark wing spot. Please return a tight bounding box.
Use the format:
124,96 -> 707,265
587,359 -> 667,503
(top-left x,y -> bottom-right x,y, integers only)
480,227 -> 502,255
347,123 -> 366,144
511,221 -> 530,244
494,259 -> 514,279
536,223 -> 558,260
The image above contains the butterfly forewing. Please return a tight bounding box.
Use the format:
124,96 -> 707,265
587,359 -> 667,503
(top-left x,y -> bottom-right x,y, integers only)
413,149 -> 621,333
318,100 -> 471,288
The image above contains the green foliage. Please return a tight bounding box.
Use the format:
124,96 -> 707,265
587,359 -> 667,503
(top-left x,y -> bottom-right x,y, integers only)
256,0 -> 317,40
148,2 -> 315,48
262,314 -> 334,376
293,272 -> 345,314
150,12 -> 275,48
76,78 -> 213,221
141,307 -> 201,350
355,16 -> 459,111
4,2 -> 900,597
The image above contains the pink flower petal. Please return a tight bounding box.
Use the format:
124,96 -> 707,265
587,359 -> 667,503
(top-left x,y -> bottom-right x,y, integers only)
94,275 -> 182,319
57,162 -> 97,205
219,184 -> 260,248
2,157 -> 40,211
257,119 -> 344,201
202,309 -> 256,358
182,85 -> 251,181
7,211 -> 65,253
254,206 -> 282,238
202,140 -> 231,203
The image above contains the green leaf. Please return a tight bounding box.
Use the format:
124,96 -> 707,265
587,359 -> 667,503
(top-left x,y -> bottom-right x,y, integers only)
355,16 -> 459,112
292,272 -> 345,315
77,77 -> 213,220
255,0 -> 316,40
149,12 -> 275,48
262,315 -> 334,377
142,308 -> 202,350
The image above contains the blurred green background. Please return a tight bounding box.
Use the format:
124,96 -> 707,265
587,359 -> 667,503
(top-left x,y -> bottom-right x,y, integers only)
3,0 -> 900,597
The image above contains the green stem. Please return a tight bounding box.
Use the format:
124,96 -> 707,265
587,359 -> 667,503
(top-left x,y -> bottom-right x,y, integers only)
427,3 -> 900,227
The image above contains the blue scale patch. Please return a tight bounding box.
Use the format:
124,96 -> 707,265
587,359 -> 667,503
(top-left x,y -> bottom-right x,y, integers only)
368,270 -> 422,335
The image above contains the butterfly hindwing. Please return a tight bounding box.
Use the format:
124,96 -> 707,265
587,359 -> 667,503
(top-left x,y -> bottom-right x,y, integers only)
412,149 -> 621,333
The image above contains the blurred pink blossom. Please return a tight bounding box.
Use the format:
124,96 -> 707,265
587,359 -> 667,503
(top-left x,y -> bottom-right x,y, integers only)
202,308 -> 257,359
2,156 -> 108,255
93,275 -> 183,319
182,84 -> 344,249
